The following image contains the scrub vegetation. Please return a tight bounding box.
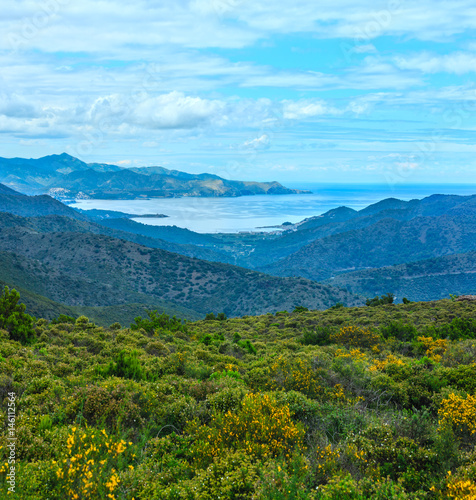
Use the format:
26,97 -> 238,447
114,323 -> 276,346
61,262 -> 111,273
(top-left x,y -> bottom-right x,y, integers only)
2,287 -> 476,498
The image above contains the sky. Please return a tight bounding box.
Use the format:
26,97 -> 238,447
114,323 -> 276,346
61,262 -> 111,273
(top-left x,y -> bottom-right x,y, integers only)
1,0 -> 476,185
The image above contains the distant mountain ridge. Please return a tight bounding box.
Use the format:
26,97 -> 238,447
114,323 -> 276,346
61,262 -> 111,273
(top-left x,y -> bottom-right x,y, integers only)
0,153 -> 310,199
324,252 -> 476,302
1,179 -> 475,311
0,211 -> 361,318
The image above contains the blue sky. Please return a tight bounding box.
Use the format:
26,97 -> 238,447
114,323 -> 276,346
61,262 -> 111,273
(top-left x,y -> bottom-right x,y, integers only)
1,0 -> 476,184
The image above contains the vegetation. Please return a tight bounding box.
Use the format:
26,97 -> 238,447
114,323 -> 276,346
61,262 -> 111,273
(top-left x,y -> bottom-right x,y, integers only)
0,212 -> 361,322
0,286 -> 35,344
365,293 -> 395,307
2,290 -> 476,497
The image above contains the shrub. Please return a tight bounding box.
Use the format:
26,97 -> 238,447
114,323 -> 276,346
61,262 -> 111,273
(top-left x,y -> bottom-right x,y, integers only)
254,454 -> 313,500
50,314 -> 76,325
267,356 -> 323,399
178,451 -> 260,500
300,327 -> 333,346
130,310 -> 187,335
330,326 -> 381,350
69,384 -> 145,430
187,393 -> 304,466
238,339 -> 257,355
207,386 -> 247,413
293,306 -> 309,313
366,293 -> 395,307
350,428 -> 438,491
52,426 -> 133,499
98,349 -> 144,381
380,321 -> 418,342
438,392 -> 476,442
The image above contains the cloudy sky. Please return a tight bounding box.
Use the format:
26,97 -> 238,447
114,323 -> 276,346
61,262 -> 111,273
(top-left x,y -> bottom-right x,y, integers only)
2,0 -> 476,184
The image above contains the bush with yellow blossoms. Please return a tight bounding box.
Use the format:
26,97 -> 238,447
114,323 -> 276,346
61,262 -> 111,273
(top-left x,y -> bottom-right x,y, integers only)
52,426 -> 134,500
438,393 -> 476,442
330,326 -> 381,350
186,393 -> 304,467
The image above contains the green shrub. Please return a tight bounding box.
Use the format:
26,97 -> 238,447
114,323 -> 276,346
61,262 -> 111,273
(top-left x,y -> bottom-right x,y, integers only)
366,293 -> 395,307
50,314 -> 76,325
98,349 -> 144,381
380,321 -> 418,342
300,327 -> 333,346
238,339 -> 257,355
131,310 -> 187,335
293,306 -> 309,313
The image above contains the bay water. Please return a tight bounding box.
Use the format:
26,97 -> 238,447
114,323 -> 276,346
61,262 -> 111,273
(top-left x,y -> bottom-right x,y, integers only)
70,183 -> 476,234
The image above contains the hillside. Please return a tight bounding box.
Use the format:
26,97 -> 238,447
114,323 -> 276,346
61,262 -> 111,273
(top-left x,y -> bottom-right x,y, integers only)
2,294 -> 476,498
0,211 -> 233,264
0,253 -> 202,323
225,194 -> 476,270
324,251 -> 476,302
0,183 -> 87,220
258,206 -> 476,281
0,214 -> 361,318
0,153 -> 310,199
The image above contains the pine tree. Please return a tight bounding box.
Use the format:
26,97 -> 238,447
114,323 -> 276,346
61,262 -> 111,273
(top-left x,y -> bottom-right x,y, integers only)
0,286 -> 35,344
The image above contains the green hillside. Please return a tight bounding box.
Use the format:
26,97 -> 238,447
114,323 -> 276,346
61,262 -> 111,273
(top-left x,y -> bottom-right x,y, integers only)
2,292 -> 476,498
260,209 -> 476,281
324,252 -> 476,302
0,215 -> 360,318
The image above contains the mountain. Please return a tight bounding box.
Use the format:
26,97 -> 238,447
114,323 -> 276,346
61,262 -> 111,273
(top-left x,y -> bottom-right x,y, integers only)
0,183 -> 21,195
0,211 -> 233,264
0,256 -> 201,324
0,183 -> 88,219
178,194 -> 476,272
48,169 -> 308,199
0,212 -> 361,318
324,251 -> 476,302
259,208 -> 476,281
0,153 -> 122,193
0,153 -> 310,199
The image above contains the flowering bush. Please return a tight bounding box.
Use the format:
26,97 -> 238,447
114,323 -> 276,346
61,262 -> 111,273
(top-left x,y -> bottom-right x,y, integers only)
416,336 -> 448,362
438,392 -> 476,439
330,326 -> 381,350
267,356 -> 323,399
52,426 -> 133,499
187,393 -> 304,466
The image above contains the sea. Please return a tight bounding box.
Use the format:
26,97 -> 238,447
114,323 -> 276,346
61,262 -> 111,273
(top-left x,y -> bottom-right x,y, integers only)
70,183 -> 476,234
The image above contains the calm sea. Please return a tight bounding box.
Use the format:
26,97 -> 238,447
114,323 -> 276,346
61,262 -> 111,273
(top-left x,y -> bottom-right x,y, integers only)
70,183 -> 476,234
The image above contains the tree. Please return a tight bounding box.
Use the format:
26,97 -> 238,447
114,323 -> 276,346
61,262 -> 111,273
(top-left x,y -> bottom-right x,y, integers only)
0,286 -> 35,344
366,292 -> 395,307
130,310 -> 186,335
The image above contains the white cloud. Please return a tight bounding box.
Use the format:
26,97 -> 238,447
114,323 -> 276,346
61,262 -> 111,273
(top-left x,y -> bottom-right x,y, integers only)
282,99 -> 342,119
394,52 -> 476,74
132,92 -> 226,129
0,94 -> 39,118
242,134 -> 270,149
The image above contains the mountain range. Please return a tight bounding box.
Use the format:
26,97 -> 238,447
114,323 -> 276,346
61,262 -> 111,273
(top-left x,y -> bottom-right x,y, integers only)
0,186 -> 360,323
0,153 -> 310,199
0,157 -> 475,323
